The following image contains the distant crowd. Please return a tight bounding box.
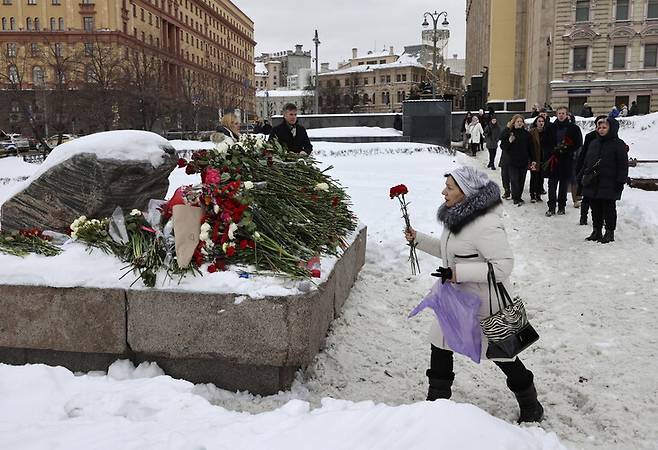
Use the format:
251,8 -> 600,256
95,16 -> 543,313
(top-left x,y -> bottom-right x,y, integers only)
461,105 -> 629,244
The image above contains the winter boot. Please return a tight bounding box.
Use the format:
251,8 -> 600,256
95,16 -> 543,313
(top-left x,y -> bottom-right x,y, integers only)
600,230 -> 615,244
511,382 -> 544,424
545,209 -> 555,217
579,215 -> 588,226
426,370 -> 453,401
502,191 -> 511,200
586,228 -> 603,241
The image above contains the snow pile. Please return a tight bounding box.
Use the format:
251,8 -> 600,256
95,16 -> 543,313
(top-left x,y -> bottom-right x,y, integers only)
312,141 -> 449,157
0,363 -> 565,450
307,127 -> 403,138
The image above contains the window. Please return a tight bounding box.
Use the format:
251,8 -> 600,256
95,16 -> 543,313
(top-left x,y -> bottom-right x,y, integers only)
30,43 -> 39,56
575,0 -> 590,22
132,4 -> 136,17
58,17 -> 64,30
650,0 -> 658,18
569,96 -> 587,114
84,42 -> 93,56
637,95 -> 651,113
149,12 -> 152,25
573,46 -> 588,70
402,74 -> 407,82
615,0 -> 629,20
27,0 -> 36,4
54,43 -> 62,56
386,75 -> 391,82
6,43 -> 17,57
613,45 -> 627,69
379,59 -> 386,64
50,17 -> 55,30
380,76 -> 385,83
34,17 -> 39,30
396,74 -> 401,82
645,44 -> 658,67
32,66 -> 44,84
85,66 -> 96,82
52,0 -> 60,4
141,8 -> 144,21
2,0 -> 12,4
26,17 -> 32,30
8,65 -> 18,83
364,77 -> 368,85
10,17 -> 15,30
83,16 -> 94,31
1,18 -> 5,30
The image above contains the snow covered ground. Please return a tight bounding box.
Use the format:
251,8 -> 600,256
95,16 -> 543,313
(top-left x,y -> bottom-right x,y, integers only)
307,126 -> 403,138
1,113 -> 658,449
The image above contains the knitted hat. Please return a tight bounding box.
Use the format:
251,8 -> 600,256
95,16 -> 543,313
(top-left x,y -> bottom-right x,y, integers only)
448,166 -> 490,197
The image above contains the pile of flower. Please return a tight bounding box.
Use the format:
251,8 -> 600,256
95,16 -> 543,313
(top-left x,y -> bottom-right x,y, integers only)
0,228 -> 61,257
69,132 -> 357,286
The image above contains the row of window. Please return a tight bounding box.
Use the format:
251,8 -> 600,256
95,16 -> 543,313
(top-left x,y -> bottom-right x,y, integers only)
2,0 -> 94,5
322,73 -> 418,88
1,16 -> 65,31
575,0 -> 658,22
572,43 -> 658,70
318,91 -> 408,108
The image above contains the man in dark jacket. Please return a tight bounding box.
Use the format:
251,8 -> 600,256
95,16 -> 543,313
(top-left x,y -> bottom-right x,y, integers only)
261,120 -> 273,135
580,103 -> 593,118
628,101 -> 638,117
579,118 -> 628,243
268,103 -> 313,155
545,106 -> 583,216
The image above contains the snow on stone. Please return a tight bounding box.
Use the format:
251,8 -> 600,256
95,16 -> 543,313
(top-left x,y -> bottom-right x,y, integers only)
307,127 -> 402,138
255,90 -> 313,98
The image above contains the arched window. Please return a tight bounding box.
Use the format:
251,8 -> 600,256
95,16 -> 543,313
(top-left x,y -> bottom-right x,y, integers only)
32,66 -> 44,85
58,17 -> 64,31
1,18 -> 6,31
26,17 -> 32,31
34,18 -> 40,31
50,17 -> 56,31
85,65 -> 96,83
10,17 -> 15,31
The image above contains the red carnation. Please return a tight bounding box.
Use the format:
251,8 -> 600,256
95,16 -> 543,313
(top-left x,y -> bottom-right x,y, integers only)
177,158 -> 187,168
185,164 -> 196,175
311,269 -> 321,278
239,239 -> 249,250
389,184 -> 409,199
207,264 -> 217,273
226,246 -> 236,257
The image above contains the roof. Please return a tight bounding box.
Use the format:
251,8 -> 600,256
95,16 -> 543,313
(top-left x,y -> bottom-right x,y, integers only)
255,62 -> 268,75
355,50 -> 396,60
256,90 -> 313,98
445,58 -> 466,76
319,59 -> 423,77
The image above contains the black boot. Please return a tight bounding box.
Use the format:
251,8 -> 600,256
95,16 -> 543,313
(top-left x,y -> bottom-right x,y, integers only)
579,215 -> 588,226
586,228 -> 602,241
600,230 -> 615,244
426,369 -> 453,401
511,382 -> 544,423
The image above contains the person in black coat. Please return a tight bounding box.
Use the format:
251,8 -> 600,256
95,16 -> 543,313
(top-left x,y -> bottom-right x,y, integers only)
500,114 -> 533,205
545,107 -> 583,216
628,101 -> 638,117
578,118 -> 628,244
575,115 -> 608,225
580,103 -> 593,118
261,120 -> 273,135
268,103 -> 313,155
529,115 -> 556,202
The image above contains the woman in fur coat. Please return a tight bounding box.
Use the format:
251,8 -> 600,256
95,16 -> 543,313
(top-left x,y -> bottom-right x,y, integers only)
405,166 -> 544,423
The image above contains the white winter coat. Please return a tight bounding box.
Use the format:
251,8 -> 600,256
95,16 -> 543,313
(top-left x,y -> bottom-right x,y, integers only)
467,122 -> 484,144
415,199 -> 514,361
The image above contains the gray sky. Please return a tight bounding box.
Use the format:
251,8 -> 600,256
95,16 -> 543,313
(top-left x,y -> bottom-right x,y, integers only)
238,1 -> 466,68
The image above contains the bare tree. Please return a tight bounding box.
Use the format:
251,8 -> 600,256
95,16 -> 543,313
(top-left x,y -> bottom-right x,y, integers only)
123,51 -> 169,130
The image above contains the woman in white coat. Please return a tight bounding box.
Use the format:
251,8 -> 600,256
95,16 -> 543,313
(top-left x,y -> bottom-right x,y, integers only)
466,116 -> 484,157
405,166 -> 544,423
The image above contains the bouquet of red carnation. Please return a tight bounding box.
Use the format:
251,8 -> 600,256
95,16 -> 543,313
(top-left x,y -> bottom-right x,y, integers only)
390,184 -> 421,275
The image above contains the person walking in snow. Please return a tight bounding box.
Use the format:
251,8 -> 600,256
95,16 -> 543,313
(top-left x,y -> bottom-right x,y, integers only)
529,115 -> 555,202
484,116 -> 502,170
466,116 -> 484,157
544,106 -> 582,216
500,114 -> 532,205
576,115 -> 608,226
461,112 -> 474,150
578,118 -> 629,244
404,166 -> 544,423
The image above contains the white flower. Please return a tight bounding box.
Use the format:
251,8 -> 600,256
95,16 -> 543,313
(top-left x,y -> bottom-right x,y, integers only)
213,204 -> 220,214
243,181 -> 254,190
215,141 -> 229,155
222,242 -> 229,253
228,223 -> 238,240
210,132 -> 225,144
253,231 -> 261,241
314,182 -> 330,192
200,223 -> 212,233
199,231 -> 210,242
70,231 -> 78,240
91,219 -> 100,225
130,209 -> 142,216
78,215 -> 87,222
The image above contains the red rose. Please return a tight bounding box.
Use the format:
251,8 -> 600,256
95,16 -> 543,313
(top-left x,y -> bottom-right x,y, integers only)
185,164 -> 196,175
311,269 -> 321,278
215,259 -> 226,271
177,158 -> 187,168
239,239 -> 249,250
207,264 -> 217,273
226,246 -> 236,257
203,167 -> 221,185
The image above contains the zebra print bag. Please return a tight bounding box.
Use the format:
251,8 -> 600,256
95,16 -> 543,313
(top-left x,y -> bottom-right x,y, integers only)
480,263 -> 539,359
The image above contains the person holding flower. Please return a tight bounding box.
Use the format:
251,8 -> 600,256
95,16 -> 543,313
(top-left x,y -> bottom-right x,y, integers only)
404,166 -> 544,423
499,114 -> 532,205
529,115 -> 555,202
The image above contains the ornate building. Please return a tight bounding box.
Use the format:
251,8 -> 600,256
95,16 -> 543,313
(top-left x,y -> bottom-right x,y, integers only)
0,0 -> 255,133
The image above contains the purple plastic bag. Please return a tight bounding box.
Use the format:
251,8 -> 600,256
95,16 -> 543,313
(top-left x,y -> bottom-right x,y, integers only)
409,281 -> 482,363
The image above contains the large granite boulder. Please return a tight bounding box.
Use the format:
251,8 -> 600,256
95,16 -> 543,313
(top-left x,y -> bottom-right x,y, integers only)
0,130 -> 177,232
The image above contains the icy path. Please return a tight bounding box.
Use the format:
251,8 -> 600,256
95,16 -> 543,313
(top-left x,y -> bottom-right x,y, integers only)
207,151 -> 658,449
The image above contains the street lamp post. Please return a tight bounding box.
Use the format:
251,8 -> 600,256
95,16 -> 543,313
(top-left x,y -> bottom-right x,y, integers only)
313,29 -> 321,114
422,10 -> 449,99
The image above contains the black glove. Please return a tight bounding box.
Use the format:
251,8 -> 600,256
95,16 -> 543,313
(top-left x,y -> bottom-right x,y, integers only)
431,267 -> 453,284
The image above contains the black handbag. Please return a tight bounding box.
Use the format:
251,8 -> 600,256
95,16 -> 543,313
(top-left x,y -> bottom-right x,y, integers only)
480,263 -> 539,359
581,158 -> 601,187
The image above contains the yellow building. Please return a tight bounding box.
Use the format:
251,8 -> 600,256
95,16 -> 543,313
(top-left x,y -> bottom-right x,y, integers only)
0,0 -> 255,131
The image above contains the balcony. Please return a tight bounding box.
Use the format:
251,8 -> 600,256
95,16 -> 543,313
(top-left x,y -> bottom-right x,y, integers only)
79,3 -> 96,13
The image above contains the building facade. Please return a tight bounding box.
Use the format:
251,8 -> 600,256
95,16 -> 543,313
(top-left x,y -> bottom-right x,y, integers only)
255,44 -> 311,89
255,89 -> 312,120
0,0 -> 255,134
551,0 -> 658,114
